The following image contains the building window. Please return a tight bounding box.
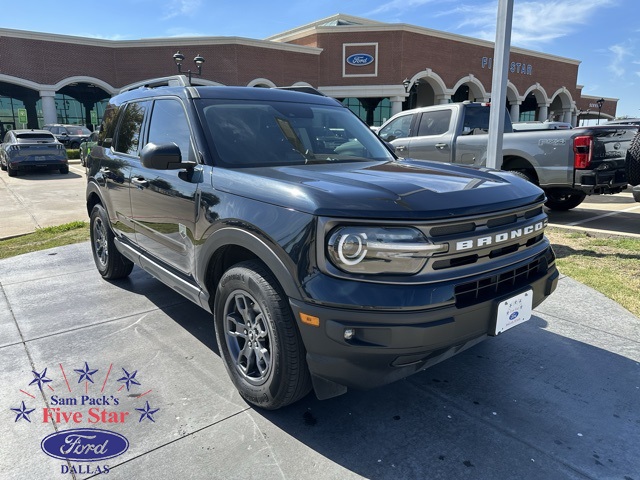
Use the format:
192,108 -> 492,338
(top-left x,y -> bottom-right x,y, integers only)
342,98 -> 392,126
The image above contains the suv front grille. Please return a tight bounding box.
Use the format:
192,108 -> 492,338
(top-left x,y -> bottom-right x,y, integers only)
454,255 -> 548,308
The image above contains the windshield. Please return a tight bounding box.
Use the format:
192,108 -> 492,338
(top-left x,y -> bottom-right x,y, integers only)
197,99 -> 394,167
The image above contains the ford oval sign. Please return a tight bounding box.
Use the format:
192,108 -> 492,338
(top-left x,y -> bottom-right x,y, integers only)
346,54 -> 374,66
41,428 -> 129,461
509,311 -> 519,321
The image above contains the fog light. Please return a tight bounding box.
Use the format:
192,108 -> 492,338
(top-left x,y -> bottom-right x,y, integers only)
344,328 -> 355,340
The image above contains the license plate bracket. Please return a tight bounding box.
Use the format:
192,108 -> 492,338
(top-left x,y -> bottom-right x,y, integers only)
492,290 -> 533,335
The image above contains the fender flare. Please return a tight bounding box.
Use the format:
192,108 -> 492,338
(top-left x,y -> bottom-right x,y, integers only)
196,226 -> 303,302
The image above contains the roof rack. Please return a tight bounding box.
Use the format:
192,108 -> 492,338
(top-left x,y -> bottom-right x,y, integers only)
119,75 -> 190,93
274,85 -> 326,97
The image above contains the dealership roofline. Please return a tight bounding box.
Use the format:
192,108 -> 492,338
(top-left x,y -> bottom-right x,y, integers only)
267,13 -> 581,66
0,28 -> 322,55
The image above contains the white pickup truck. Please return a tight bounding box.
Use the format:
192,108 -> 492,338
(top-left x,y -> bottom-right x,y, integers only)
378,102 -> 637,210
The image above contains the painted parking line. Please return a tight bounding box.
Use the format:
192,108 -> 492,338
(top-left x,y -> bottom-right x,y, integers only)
566,204 -> 640,227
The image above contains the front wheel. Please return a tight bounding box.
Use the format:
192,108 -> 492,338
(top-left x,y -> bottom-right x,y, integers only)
544,190 -> 586,211
214,260 -> 311,410
90,204 -> 133,279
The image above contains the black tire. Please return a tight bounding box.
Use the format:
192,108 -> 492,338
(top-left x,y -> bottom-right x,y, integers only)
89,204 -> 134,279
544,190 -> 587,211
0,161 -> 6,171
70,141 -> 80,149
214,260 -> 311,410
60,165 -> 69,174
7,163 -> 17,177
626,130 -> 640,186
507,169 -> 535,183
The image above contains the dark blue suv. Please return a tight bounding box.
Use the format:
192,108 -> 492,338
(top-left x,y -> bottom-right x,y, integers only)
86,76 -> 558,409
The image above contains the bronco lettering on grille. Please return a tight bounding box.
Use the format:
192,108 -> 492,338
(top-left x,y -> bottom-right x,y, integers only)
455,220 -> 546,252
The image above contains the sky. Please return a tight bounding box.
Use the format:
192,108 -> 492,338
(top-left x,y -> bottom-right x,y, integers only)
2,0 -> 638,118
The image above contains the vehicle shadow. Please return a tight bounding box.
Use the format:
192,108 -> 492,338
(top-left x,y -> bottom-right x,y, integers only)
249,315 -> 640,479
10,170 -> 82,180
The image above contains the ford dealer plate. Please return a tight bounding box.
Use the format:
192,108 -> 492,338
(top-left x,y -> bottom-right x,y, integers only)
494,290 -> 532,335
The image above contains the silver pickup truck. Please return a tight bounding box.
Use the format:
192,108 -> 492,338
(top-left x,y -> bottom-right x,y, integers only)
378,102 -> 637,210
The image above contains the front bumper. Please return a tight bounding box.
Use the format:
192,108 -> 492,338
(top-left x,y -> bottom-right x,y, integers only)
291,246 -> 558,391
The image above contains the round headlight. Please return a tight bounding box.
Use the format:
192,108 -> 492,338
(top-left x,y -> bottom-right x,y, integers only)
337,232 -> 367,265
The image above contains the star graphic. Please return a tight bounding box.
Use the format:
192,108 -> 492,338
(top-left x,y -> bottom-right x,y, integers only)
74,362 -> 98,384
11,401 -> 35,423
29,368 -> 52,390
135,401 -> 159,423
117,368 -> 141,391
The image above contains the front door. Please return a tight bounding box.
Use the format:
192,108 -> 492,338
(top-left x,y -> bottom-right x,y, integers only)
129,97 -> 202,276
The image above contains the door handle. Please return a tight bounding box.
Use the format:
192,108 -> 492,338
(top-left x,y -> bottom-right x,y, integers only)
435,143 -> 448,150
131,177 -> 149,188
395,145 -> 407,152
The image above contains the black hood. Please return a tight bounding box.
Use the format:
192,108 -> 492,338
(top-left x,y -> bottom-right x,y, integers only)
212,159 -> 545,220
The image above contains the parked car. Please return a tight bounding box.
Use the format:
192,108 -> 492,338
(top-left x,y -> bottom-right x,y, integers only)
79,131 -> 99,166
0,129 -> 68,176
43,124 -> 91,149
86,75 -> 558,409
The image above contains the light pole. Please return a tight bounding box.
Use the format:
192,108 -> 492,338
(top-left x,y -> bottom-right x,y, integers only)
173,51 -> 205,85
402,78 -> 411,93
596,98 -> 605,125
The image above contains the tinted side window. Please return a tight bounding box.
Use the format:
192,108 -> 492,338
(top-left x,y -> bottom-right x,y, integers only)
114,102 -> 149,156
147,99 -> 194,163
379,114 -> 414,142
98,104 -> 121,148
417,110 -> 451,136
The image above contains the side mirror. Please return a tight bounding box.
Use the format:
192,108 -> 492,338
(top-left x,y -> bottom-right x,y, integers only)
141,142 -> 195,170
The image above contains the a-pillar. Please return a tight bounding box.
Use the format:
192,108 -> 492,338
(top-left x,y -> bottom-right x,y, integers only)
510,101 -> 521,122
537,103 -> 549,122
39,90 -> 58,125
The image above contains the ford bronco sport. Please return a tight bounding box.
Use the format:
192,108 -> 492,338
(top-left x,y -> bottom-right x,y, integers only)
86,76 -> 558,409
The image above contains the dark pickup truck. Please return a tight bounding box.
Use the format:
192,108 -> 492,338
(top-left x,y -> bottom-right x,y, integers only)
86,76 -> 558,409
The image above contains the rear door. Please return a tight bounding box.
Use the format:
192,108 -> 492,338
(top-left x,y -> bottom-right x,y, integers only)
129,97 -> 202,276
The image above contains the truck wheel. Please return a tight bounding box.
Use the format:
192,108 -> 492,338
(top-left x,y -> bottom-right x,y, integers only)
544,191 -> 586,211
90,204 -> 134,279
214,260 -> 311,410
507,169 -> 535,183
626,131 -> 640,186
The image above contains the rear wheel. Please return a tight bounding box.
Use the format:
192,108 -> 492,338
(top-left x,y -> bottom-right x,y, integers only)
90,204 -> 133,279
214,260 -> 311,410
544,190 -> 587,211
507,169 -> 535,183
7,163 -> 17,177
59,165 -> 69,174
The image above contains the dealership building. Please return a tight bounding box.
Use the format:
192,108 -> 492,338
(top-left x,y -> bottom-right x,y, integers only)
0,14 -> 618,132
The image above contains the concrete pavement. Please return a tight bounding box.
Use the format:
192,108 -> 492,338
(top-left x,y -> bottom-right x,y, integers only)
1,242 -> 639,479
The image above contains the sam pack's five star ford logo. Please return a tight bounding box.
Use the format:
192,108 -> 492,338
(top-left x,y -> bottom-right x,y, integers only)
9,361 -> 160,476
